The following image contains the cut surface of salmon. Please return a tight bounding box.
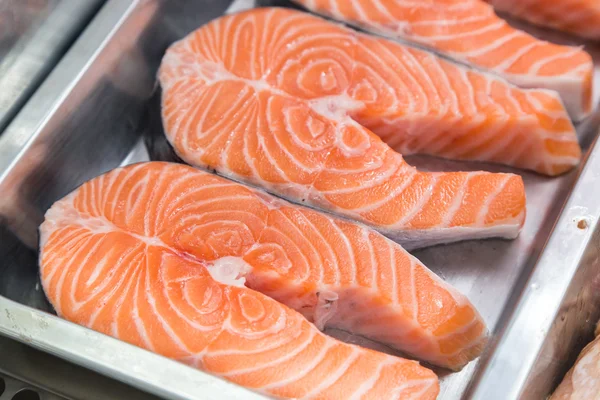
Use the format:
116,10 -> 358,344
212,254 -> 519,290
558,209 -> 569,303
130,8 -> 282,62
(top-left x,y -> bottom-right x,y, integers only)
294,0 -> 593,121
550,322 -> 600,400
40,163 -> 487,388
488,0 -> 600,41
159,7 -> 532,249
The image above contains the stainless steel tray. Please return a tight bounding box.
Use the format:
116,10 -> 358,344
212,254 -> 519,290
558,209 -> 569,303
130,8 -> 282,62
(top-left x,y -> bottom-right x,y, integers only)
1,0 -> 599,399
0,0 -> 105,134
0,333 -> 161,400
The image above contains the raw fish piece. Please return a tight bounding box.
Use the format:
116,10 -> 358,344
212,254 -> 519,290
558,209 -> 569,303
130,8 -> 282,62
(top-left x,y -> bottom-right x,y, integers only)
488,0 -> 600,41
294,0 -> 593,120
39,162 -> 488,389
159,8 -> 534,249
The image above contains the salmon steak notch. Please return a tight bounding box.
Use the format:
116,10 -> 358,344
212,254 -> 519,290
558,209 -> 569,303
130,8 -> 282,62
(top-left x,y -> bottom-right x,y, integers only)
159,7 -> 532,250
294,0 -> 594,121
39,162 -> 492,399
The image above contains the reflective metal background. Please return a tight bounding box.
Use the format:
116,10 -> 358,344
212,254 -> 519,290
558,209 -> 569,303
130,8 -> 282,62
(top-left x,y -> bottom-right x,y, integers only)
0,333 -> 160,400
0,0 -> 599,399
0,0 -> 105,133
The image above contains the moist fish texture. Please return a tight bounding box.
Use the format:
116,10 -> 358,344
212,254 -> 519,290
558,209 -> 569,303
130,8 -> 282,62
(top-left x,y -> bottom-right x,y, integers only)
159,7 -> 580,176
159,7 -> 532,250
550,322 -> 600,400
39,163 -> 489,399
294,0 -> 593,121
488,0 -> 600,41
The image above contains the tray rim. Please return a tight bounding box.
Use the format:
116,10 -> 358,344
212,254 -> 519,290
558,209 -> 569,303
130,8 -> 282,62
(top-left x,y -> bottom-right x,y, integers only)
0,0 -> 599,399
0,0 -> 105,133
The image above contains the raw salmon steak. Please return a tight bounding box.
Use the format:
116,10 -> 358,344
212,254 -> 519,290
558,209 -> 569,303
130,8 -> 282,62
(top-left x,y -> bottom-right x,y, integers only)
550,322 -> 600,400
488,0 -> 600,41
294,0 -> 594,121
39,163 -> 488,398
159,7 -> 531,250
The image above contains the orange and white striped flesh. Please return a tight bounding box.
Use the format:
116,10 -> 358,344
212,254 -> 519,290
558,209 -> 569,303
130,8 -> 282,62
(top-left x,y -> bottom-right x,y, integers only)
488,0 -> 600,41
159,7 -> 531,250
39,163 -> 487,397
294,0 -> 594,121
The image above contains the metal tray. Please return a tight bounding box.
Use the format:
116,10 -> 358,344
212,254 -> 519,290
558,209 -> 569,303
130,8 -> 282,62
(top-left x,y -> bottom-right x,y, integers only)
1,0 -> 599,398
0,0 -> 105,134
0,333 -> 161,400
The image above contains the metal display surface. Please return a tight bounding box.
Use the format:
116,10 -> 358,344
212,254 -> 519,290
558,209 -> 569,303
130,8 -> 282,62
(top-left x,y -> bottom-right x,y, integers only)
1,0 -> 599,398
0,333 -> 160,400
0,0 -> 105,134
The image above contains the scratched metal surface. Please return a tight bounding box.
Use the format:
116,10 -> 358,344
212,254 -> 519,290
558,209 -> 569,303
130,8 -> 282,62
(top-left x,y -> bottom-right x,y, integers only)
0,0 -> 104,133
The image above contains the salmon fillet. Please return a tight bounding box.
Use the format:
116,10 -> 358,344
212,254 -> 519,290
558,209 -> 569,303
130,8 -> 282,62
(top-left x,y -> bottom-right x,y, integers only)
488,0 -> 600,41
294,0 -> 594,121
39,163 -> 488,398
550,322 -> 600,400
159,7 -> 531,250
